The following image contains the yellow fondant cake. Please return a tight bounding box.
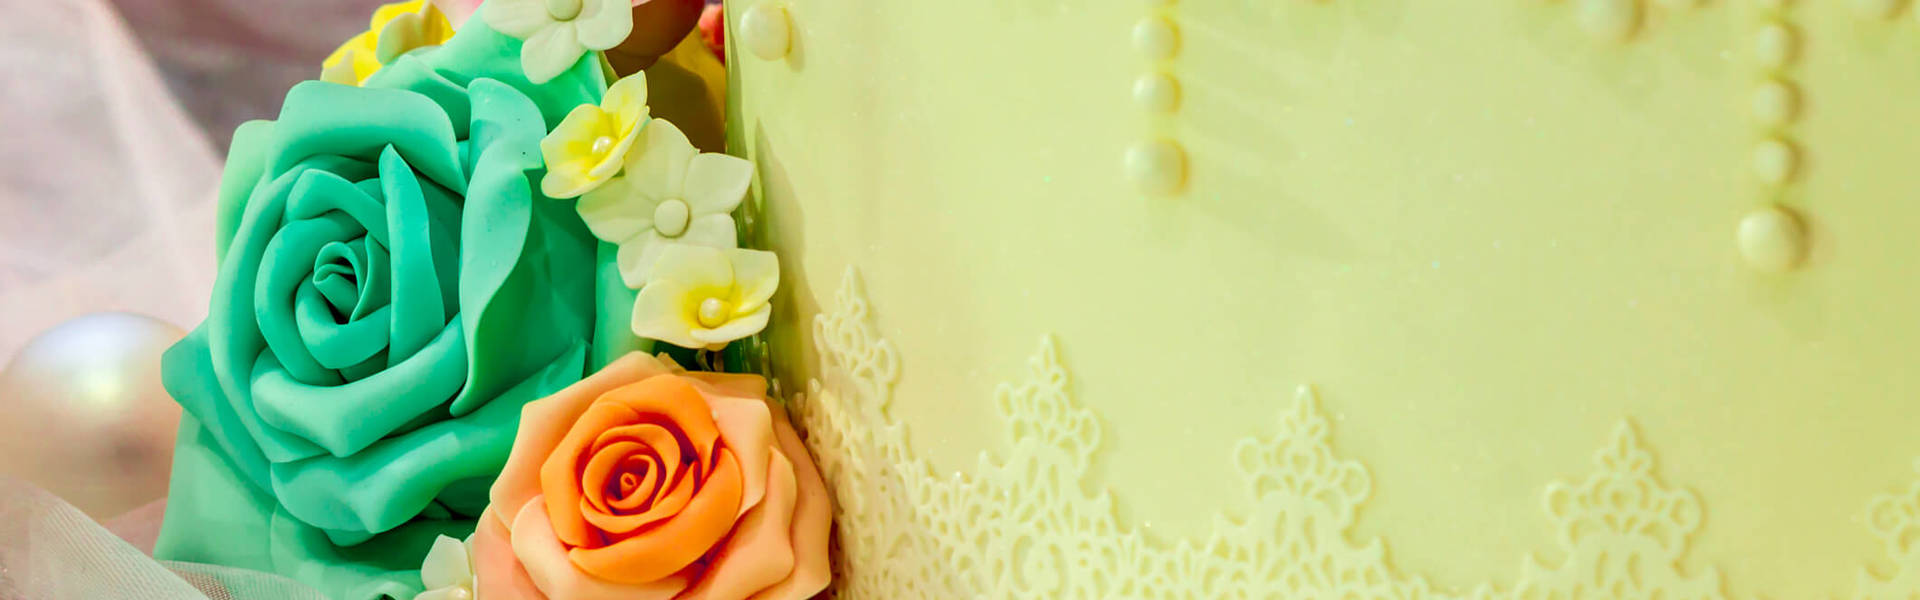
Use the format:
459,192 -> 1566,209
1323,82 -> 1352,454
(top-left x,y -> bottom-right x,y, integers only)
727,0 -> 1920,597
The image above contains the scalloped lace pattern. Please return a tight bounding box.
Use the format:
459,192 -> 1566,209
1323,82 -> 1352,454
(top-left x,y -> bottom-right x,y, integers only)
789,268 -> 1918,599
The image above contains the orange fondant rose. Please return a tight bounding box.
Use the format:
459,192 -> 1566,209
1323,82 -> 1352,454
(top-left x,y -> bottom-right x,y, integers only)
472,352 -> 830,600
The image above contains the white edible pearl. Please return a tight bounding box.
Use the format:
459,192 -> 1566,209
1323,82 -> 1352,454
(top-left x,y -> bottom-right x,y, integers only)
1132,17 -> 1179,60
698,298 -> 729,328
1753,138 -> 1796,185
1133,73 -> 1179,113
653,199 -> 692,237
1754,23 -> 1796,69
1738,205 -> 1806,272
1125,140 -> 1186,196
591,135 -> 615,157
1751,80 -> 1797,127
740,3 -> 792,60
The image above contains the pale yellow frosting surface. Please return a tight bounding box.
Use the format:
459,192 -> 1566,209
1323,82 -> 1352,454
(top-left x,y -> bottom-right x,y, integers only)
728,0 -> 1920,597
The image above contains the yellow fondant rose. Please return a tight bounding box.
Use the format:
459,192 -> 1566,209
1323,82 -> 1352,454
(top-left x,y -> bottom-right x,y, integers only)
322,0 -> 456,86
631,245 -> 777,350
540,73 -> 650,199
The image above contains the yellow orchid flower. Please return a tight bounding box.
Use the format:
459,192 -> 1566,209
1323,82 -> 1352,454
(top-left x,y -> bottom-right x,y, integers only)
321,0 -> 456,86
631,245 -> 778,350
539,74 -> 651,199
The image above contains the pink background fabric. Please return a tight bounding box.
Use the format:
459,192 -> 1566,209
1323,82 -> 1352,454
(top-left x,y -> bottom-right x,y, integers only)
0,0 -> 381,365
0,0 -> 382,553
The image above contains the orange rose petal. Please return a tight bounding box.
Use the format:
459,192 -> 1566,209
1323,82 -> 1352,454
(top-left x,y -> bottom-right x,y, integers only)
686,371 -> 769,401
677,451 -> 798,600
747,408 -> 835,600
509,497 -> 690,600
581,459 -> 697,535
569,451 -> 746,584
591,422 -> 685,507
632,457 -> 699,522
600,376 -> 723,470
605,453 -> 662,513
579,440 -> 653,516
708,394 -> 777,518
543,401 -> 645,548
592,423 -> 683,467
491,353 -> 680,527
471,507 -> 549,600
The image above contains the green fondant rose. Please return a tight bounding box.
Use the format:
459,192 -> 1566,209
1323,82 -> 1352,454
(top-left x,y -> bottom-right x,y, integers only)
158,21 -> 611,598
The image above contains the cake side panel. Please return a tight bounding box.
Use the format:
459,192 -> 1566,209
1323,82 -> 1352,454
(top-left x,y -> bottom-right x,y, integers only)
733,1 -> 1920,597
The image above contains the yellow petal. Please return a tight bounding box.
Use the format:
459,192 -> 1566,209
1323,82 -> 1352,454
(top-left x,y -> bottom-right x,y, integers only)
587,122 -> 641,183
726,249 -> 779,313
539,105 -> 618,198
320,49 -> 365,85
602,73 -> 651,127
370,0 -> 430,29
690,304 -> 771,349
649,244 -> 735,292
632,279 -> 704,349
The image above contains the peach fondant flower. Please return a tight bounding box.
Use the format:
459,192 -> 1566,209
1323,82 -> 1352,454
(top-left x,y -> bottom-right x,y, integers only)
473,352 -> 830,600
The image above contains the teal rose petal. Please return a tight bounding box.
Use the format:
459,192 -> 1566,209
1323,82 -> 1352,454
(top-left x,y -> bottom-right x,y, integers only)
370,19 -> 607,131
158,17 -> 608,599
286,170 -> 390,246
270,343 -> 585,542
591,241 -> 650,369
268,82 -> 467,195
159,415 -> 450,600
257,211 -> 362,385
251,323 -> 465,459
379,146 -> 452,362
452,78 -> 597,416
309,240 -> 365,313
216,120 -> 276,263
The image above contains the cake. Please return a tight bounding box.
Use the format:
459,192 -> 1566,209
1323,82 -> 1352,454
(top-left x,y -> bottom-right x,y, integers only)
154,0 -> 1920,598
742,1 -> 1920,598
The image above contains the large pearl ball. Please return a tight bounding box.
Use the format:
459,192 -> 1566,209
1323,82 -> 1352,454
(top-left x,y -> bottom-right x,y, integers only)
0,312 -> 185,519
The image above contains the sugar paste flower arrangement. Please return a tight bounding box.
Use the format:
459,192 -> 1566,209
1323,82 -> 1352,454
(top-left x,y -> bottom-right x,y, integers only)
466,44 -> 826,600
156,0 -> 822,597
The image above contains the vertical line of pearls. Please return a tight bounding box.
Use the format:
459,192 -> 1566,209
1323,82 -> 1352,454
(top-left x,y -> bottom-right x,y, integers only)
1738,0 -> 1808,272
1127,0 -> 1186,196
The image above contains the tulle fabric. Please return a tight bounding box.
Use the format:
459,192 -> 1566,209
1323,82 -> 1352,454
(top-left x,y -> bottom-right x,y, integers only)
0,0 -> 323,595
0,476 -> 326,599
0,0 -> 221,364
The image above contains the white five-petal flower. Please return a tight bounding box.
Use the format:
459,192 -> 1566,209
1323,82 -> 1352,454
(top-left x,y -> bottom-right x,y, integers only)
576,118 -> 753,288
631,245 -> 779,350
413,535 -> 477,600
483,0 -> 632,83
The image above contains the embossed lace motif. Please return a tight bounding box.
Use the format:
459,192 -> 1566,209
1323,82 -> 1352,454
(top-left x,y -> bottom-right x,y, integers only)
789,268 -> 1906,598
